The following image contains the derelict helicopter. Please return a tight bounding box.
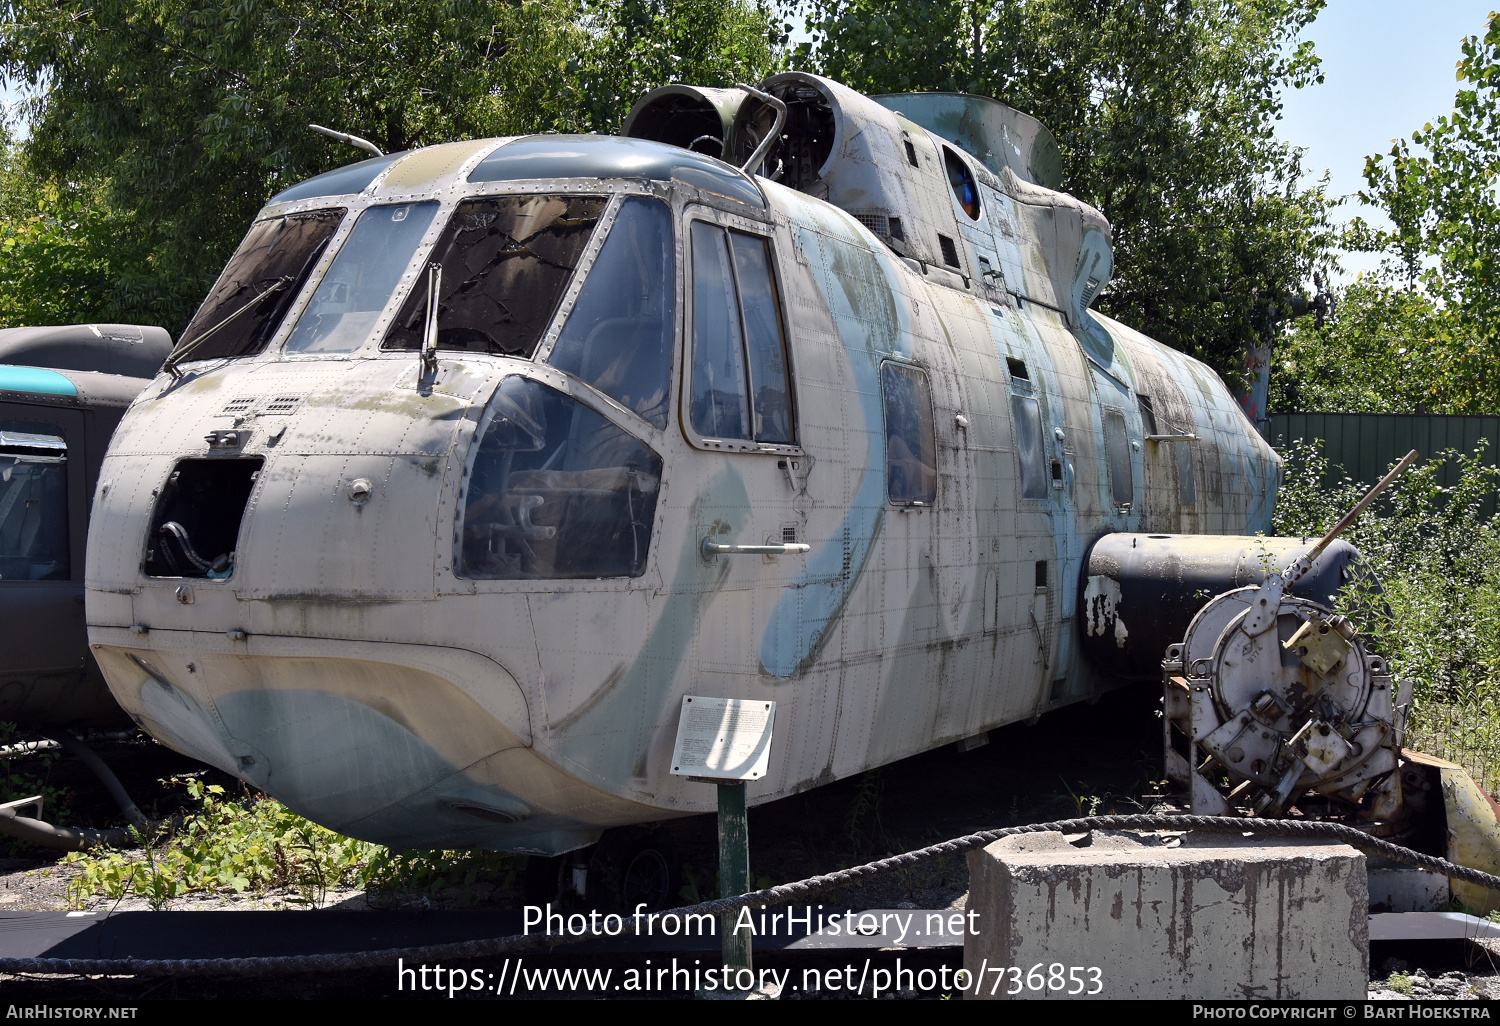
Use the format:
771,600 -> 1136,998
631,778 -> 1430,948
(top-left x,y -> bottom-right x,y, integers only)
0,323 -> 171,726
79,72 -> 1494,906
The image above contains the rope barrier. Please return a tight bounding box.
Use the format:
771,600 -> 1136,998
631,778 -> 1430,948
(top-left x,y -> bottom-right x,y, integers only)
4,813 -> 1493,978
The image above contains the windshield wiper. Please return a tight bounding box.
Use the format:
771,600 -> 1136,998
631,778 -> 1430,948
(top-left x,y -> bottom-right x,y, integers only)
164,276 -> 292,380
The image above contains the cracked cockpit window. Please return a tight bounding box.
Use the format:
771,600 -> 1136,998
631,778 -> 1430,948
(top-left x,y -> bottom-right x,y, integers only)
174,208 -> 345,363
383,195 -> 606,358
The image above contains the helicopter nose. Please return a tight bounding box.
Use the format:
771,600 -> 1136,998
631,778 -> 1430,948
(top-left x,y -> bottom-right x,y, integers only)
209,687 -> 465,829
94,637 -> 536,841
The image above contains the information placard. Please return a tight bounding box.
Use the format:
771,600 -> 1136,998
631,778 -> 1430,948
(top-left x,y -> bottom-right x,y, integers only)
669,696 -> 776,781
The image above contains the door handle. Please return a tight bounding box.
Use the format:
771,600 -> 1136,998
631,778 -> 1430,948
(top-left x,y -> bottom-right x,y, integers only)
701,539 -> 811,559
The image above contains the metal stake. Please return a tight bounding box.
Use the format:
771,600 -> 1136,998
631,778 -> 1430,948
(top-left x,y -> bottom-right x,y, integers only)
717,781 -> 751,973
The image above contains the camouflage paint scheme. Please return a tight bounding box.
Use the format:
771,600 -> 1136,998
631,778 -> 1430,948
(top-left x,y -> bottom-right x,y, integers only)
85,75 -> 1278,854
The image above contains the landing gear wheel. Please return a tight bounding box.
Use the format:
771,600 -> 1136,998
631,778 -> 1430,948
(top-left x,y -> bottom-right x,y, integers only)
586,827 -> 680,911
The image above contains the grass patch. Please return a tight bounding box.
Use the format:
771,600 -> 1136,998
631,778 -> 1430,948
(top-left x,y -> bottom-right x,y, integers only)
63,778 -> 521,908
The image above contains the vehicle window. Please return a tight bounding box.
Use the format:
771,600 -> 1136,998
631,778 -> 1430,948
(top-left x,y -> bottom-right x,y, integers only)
548,197 -> 675,428
0,423 -> 68,582
689,222 -> 749,439
688,222 -> 795,444
384,195 -> 606,358
1105,408 -> 1134,507
881,362 -> 937,505
1011,394 -> 1048,499
944,147 -> 980,220
174,209 -> 345,363
284,202 -> 439,353
731,232 -> 794,444
460,377 -> 662,580
1177,442 -> 1196,505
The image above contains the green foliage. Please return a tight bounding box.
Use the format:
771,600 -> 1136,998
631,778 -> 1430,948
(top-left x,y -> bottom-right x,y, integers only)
1274,440 -> 1500,702
1270,276 -> 1443,413
1274,440 -> 1500,787
0,121 -> 159,326
0,0 -> 784,331
793,0 -> 1336,384
1388,971 -> 1414,996
360,846 -> 521,900
64,779 -> 376,906
1329,12 -> 1500,413
843,768 -> 889,852
63,778 -> 523,907
571,1 -> 789,133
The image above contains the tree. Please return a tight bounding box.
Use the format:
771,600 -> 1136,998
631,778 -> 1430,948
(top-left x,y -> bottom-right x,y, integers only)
0,116 -> 158,325
0,0 -> 784,331
1347,12 -> 1500,414
1269,275 -> 1442,413
791,0 -> 1335,384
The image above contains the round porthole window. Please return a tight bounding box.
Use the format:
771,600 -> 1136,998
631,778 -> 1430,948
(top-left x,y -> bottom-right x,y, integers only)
944,146 -> 981,220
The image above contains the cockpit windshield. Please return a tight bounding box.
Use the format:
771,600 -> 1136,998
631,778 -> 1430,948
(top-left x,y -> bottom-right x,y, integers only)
174,209 -> 344,364
284,202 -> 439,354
383,195 -> 606,358
547,197 -> 675,427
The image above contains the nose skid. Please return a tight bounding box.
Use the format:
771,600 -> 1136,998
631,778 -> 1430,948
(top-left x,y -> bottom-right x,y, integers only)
86,631 -> 635,850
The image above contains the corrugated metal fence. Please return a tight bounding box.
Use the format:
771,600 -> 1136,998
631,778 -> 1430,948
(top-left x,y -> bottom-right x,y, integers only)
1268,412 -> 1500,516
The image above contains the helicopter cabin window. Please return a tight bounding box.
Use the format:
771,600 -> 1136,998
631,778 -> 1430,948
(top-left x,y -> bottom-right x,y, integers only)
384,195 -> 607,358
1010,395 -> 1048,499
880,362 -> 937,506
284,202 -> 439,353
688,221 -> 795,445
548,197 -> 675,428
460,376 -> 663,580
174,208 -> 345,363
944,147 -> 981,221
0,423 -> 68,582
1104,408 -> 1133,508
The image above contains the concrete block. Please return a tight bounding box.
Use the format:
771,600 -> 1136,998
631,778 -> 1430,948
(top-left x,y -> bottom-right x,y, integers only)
963,830 -> 1368,1000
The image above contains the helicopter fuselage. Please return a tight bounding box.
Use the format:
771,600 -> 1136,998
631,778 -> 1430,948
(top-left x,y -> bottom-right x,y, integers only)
85,107 -> 1277,854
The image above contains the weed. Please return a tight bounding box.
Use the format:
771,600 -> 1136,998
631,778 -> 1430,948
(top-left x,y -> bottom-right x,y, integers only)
1061,780 -> 1102,818
361,847 -> 520,903
1388,972 -> 1414,996
63,780 -> 520,908
844,769 -> 889,853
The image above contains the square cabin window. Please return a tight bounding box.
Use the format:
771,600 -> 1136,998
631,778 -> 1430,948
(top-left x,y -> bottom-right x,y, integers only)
881,362 -> 937,505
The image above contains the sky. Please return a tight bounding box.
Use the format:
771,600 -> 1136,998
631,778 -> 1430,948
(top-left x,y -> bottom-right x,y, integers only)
1276,0 -> 1498,281
1,1 -> 1495,284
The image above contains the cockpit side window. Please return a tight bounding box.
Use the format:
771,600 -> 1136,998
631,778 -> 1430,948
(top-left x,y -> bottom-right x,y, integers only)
548,197 -> 675,428
688,221 -> 795,445
459,376 -> 663,580
383,195 -> 606,358
689,222 -> 749,439
174,208 -> 344,363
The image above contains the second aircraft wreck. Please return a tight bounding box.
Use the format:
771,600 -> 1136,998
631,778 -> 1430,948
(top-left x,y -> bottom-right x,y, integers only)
86,73 -> 1299,865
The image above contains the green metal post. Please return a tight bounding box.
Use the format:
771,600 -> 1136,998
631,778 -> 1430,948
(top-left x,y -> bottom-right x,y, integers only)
717,781 -> 751,973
